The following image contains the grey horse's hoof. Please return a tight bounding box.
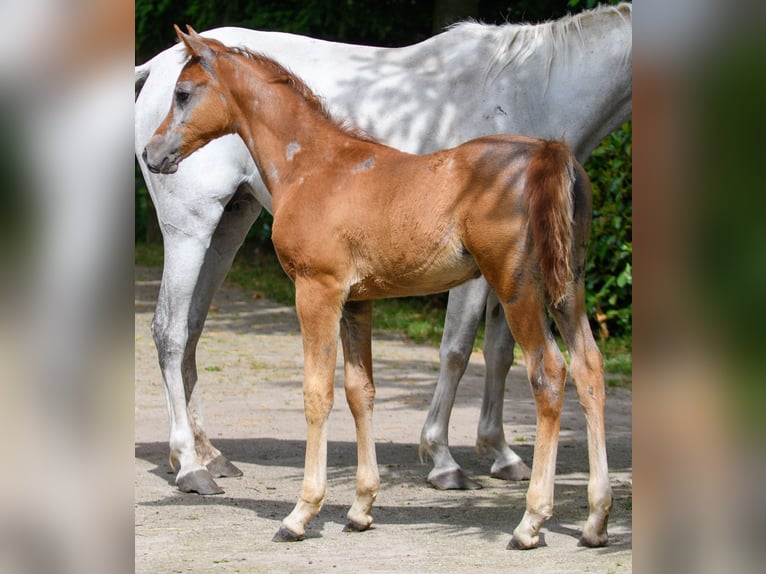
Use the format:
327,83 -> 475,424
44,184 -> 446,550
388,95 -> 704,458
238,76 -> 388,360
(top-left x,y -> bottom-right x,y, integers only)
206,455 -> 243,478
427,469 -> 482,490
272,526 -> 304,543
176,469 -> 224,495
491,460 -> 531,481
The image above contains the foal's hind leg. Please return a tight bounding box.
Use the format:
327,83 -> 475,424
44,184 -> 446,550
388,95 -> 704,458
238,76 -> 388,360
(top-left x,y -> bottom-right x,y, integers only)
551,283 -> 612,547
340,301 -> 380,532
498,286 -> 568,550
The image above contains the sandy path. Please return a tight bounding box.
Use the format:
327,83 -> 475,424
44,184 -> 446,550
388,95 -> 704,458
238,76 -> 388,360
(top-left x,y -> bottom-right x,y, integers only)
135,265 -> 632,573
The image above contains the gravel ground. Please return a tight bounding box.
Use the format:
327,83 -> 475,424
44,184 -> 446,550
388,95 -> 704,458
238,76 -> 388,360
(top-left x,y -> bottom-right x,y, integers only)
135,265 -> 632,573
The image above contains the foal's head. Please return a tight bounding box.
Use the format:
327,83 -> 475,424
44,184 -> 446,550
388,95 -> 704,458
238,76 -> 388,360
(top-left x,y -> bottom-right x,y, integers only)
143,26 -> 235,174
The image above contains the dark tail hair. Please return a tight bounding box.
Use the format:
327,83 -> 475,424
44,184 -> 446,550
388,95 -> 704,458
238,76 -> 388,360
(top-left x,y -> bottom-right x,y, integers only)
526,140 -> 576,307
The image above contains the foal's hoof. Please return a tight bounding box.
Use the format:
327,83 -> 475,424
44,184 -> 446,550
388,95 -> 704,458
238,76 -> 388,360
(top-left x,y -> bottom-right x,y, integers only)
427,469 -> 482,490
491,460 -> 531,481
206,455 -> 243,478
343,520 -> 371,533
272,526 -> 304,543
578,532 -> 608,548
176,469 -> 224,495
507,533 -> 543,550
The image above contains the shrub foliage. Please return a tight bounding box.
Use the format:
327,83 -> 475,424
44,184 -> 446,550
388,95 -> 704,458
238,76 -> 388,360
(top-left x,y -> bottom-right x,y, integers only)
583,122 -> 632,338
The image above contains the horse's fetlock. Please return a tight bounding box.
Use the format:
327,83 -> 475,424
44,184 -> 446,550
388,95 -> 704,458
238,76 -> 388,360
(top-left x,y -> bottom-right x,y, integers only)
476,425 -> 503,450
420,425 -> 445,453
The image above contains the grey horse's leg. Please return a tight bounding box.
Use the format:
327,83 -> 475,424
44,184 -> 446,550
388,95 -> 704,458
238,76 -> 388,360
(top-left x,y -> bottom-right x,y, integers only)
475,291 -> 531,481
183,187 -> 263,482
153,186 -> 261,494
419,278 -> 489,490
420,278 -> 530,489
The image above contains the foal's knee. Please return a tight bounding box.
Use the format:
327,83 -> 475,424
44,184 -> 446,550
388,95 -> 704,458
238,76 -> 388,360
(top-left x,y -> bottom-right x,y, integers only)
304,388 -> 335,425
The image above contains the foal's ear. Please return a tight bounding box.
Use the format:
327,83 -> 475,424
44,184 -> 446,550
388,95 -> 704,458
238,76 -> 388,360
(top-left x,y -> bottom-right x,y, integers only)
174,24 -> 216,62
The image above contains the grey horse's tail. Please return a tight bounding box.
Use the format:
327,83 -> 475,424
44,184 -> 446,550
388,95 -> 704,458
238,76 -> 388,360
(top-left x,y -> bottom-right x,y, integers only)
135,63 -> 151,100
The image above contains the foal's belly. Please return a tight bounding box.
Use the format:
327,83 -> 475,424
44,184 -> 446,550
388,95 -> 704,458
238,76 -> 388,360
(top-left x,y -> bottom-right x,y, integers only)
348,237 -> 480,300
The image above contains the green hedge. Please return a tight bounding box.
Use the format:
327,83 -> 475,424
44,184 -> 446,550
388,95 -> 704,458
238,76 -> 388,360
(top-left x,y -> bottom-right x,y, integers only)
583,122 -> 632,338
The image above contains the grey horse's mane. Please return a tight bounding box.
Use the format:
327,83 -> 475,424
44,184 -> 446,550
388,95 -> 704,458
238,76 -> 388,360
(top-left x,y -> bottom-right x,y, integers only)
449,3 -> 632,89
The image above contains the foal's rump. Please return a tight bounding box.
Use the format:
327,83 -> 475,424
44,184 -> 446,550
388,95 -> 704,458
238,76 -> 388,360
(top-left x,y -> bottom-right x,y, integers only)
341,135 -> 585,306
451,136 -> 584,307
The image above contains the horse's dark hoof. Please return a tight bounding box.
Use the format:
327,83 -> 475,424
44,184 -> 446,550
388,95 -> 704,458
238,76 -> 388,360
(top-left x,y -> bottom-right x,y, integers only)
507,536 -> 533,550
507,533 -> 543,550
427,469 -> 482,490
342,520 -> 371,533
176,469 -> 224,495
491,460 -> 531,481
272,526 -> 304,543
206,455 -> 243,478
578,533 -> 608,548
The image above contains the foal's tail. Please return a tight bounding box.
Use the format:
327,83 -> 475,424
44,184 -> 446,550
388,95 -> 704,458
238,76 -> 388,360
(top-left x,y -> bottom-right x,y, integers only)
526,140 -> 577,307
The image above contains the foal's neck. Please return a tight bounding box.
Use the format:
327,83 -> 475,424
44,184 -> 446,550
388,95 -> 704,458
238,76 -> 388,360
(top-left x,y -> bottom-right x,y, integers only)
224,53 -> 354,200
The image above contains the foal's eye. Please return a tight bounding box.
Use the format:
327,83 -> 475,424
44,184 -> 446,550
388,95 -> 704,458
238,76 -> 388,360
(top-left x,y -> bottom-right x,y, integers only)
175,90 -> 190,104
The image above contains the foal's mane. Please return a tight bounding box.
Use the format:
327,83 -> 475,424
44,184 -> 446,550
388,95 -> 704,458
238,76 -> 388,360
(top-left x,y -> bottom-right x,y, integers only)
227,47 -> 333,117
189,40 -> 376,143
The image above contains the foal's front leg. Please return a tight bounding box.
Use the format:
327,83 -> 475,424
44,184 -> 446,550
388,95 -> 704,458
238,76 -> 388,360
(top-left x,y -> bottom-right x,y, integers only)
274,277 -> 344,542
339,300 -> 379,532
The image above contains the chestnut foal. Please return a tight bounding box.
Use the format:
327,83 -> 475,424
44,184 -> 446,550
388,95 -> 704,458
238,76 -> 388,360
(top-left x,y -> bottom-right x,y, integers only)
144,27 -> 610,550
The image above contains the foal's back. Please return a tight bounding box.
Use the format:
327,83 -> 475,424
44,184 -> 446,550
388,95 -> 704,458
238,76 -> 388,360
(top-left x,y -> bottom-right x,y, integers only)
272,134 -> 575,302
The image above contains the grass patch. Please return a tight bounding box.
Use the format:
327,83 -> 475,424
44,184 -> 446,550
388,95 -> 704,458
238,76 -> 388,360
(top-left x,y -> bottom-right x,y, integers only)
229,247 -> 296,306
136,241 -> 631,381
372,296 -> 448,346
599,336 -> 632,379
135,241 -> 164,267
